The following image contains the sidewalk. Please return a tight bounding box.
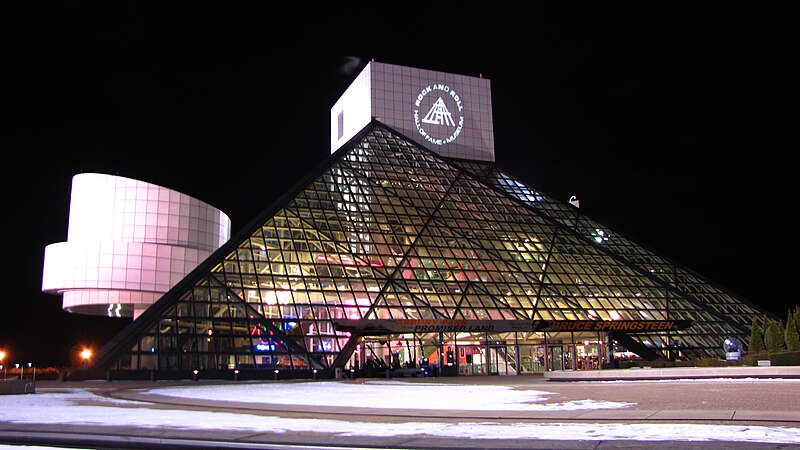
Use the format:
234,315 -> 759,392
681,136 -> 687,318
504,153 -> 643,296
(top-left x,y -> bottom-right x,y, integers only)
544,364 -> 800,381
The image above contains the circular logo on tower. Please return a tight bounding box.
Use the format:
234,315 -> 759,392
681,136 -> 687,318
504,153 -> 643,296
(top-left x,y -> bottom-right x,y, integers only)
413,83 -> 465,146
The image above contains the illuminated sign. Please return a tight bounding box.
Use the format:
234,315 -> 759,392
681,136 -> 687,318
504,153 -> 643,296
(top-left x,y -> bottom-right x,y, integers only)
255,343 -> 275,352
107,303 -> 123,317
332,319 -> 692,335
546,320 -> 688,332
334,319 -> 541,334
413,83 -> 464,146
331,62 -> 494,161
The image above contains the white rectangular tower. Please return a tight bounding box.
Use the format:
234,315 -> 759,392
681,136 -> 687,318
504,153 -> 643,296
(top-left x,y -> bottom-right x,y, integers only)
331,61 -> 495,162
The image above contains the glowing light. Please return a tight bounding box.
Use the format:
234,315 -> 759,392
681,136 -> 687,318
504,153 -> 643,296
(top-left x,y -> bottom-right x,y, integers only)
315,254 -> 383,268
255,343 -> 276,352
80,348 -> 92,361
594,229 -> 609,244
107,303 -> 123,317
263,290 -> 292,305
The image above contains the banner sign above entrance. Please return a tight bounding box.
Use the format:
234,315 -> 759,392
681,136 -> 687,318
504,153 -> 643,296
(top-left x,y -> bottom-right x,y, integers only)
546,320 -> 693,332
334,319 -> 540,334
332,319 -> 693,335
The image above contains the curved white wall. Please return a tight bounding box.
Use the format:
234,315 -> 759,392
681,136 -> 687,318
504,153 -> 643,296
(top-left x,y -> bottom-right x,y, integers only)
42,173 -> 231,318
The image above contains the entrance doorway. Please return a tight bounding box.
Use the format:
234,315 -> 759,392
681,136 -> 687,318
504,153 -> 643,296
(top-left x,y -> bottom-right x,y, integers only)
547,345 -> 568,371
457,344 -> 484,375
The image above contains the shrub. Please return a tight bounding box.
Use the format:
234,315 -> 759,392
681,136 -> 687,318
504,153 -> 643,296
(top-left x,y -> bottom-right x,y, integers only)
765,318 -> 786,353
2,366 -> 63,380
786,308 -> 800,352
792,306 -> 800,335
618,358 -> 741,369
694,358 -> 738,367
748,315 -> 765,353
741,351 -> 800,366
33,367 -> 63,380
771,351 -> 800,366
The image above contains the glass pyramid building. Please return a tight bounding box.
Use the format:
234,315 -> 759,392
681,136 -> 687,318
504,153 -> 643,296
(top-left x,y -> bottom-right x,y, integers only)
83,120 -> 770,380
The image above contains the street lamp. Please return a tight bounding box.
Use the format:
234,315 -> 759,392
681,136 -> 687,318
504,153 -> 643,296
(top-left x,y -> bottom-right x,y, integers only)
81,348 -> 92,365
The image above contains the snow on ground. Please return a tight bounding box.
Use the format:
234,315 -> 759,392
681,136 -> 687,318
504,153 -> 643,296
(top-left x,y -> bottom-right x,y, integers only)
0,446 -> 86,450
149,379 -> 633,410
0,381 -> 798,444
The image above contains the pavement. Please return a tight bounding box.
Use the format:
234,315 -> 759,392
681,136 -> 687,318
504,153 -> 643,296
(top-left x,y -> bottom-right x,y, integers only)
1,366 -> 799,449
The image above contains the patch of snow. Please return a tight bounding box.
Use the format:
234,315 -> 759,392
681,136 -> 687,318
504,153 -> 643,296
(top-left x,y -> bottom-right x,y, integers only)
148,380 -> 633,410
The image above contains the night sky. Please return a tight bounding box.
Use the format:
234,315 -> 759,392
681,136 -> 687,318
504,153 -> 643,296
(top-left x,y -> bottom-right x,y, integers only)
3,5 -> 798,367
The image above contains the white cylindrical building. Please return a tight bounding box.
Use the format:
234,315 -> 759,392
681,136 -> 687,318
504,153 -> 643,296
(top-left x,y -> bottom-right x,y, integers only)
42,173 -> 231,319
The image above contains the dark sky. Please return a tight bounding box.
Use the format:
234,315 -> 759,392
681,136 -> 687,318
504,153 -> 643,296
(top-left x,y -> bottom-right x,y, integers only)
3,5 -> 798,366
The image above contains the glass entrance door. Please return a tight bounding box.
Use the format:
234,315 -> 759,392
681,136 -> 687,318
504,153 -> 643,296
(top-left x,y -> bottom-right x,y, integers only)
548,346 -> 564,371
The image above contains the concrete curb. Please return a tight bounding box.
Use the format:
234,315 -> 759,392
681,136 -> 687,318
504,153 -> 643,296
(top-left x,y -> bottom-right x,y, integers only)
544,365 -> 800,381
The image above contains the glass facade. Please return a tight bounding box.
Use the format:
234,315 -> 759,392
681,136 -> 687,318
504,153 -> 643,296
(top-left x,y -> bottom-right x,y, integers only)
92,122 -> 770,380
